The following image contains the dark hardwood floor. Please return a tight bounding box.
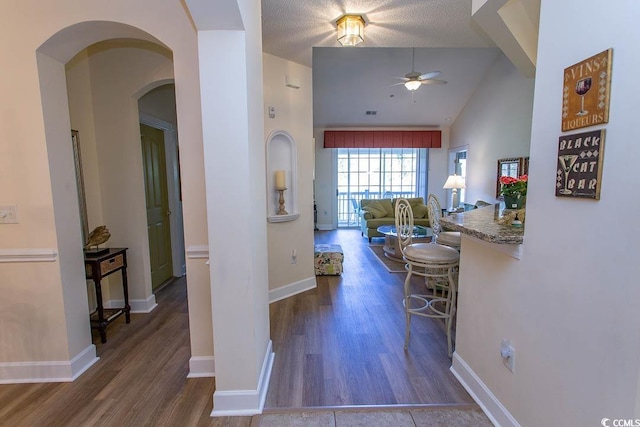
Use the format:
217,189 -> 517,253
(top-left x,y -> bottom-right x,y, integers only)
0,278 -> 251,427
0,228 -> 471,426
265,228 -> 472,408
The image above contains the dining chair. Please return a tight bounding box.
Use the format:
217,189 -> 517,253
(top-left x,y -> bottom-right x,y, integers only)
394,198 -> 460,357
427,194 -> 461,250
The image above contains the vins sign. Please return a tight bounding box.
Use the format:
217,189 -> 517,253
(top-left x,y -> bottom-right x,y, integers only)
562,49 -> 612,132
556,130 -> 605,200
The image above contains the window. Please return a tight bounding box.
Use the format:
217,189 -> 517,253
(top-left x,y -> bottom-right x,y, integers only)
336,148 -> 426,227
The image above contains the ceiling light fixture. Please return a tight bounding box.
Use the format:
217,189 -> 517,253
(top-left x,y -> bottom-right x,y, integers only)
404,79 -> 422,91
336,15 -> 365,47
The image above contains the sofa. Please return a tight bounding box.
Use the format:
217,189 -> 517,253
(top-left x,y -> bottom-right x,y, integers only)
359,197 -> 431,242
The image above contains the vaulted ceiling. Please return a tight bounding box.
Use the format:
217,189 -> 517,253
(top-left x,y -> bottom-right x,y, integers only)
261,0 -> 539,128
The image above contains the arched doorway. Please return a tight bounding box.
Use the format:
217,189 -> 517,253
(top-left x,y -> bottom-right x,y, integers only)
35,21 -> 197,378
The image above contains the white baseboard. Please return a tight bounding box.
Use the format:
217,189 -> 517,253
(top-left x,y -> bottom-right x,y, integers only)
187,356 -> 215,378
450,352 -> 521,427
0,344 -> 99,384
106,294 -> 157,313
210,340 -> 275,417
316,223 -> 333,231
269,276 -> 317,304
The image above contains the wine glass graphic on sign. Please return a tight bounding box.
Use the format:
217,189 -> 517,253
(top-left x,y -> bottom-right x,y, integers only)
558,154 -> 579,195
575,77 -> 592,116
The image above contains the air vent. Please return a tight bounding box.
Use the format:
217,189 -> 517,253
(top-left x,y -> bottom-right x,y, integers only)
365,111 -> 377,116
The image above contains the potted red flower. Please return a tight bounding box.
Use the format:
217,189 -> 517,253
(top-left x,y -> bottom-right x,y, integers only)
499,175 -> 528,209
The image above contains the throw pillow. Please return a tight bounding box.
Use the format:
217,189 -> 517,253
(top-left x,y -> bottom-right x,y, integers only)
405,197 -> 425,208
378,198 -> 395,217
412,204 -> 429,219
363,201 -> 386,218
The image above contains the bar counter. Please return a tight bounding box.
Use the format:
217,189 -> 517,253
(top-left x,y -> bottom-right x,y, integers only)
440,204 -> 524,245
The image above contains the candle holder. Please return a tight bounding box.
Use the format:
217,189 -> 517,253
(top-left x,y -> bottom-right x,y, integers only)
277,188 -> 288,215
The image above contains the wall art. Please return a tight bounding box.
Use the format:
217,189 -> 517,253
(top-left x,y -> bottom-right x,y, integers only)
556,129 -> 605,199
562,49 -> 612,132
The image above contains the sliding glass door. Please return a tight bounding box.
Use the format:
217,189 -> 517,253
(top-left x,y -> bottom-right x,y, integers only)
336,148 -> 428,227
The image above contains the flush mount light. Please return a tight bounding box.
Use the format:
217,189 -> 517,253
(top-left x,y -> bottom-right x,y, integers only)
336,15 -> 365,47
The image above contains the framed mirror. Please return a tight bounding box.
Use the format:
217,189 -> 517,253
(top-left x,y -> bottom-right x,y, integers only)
496,156 -> 529,197
72,130 -> 89,243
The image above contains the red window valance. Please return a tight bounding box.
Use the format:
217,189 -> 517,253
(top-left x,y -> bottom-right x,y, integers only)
323,130 -> 441,149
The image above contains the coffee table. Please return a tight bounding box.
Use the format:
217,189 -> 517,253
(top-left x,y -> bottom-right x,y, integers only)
376,225 -> 433,262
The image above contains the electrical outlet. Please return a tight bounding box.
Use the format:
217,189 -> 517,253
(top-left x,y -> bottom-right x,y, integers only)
0,205 -> 18,224
500,339 -> 515,373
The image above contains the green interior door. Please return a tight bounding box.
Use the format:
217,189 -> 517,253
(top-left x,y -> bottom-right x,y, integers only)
140,123 -> 173,290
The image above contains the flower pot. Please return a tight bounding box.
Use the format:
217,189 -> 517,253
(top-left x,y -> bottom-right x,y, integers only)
503,194 -> 525,210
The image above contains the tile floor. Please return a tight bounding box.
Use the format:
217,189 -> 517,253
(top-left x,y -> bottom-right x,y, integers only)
255,407 -> 493,427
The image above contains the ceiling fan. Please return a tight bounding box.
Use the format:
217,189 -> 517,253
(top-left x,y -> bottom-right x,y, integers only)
394,48 -> 447,91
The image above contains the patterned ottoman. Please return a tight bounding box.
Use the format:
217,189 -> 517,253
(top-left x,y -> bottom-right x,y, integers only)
314,244 -> 344,275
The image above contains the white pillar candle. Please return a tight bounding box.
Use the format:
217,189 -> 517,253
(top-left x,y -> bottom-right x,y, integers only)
275,170 -> 286,189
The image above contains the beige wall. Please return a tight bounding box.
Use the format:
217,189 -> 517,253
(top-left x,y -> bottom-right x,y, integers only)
452,1 -> 640,425
0,0 -> 211,376
263,53 -> 315,293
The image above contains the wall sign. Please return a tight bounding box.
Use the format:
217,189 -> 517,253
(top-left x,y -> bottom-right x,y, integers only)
556,129 -> 605,200
562,49 -> 612,132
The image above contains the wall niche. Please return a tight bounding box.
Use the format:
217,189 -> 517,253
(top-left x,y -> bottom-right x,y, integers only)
266,130 -> 298,222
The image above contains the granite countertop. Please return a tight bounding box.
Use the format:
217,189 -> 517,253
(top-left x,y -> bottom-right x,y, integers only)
440,204 -> 524,245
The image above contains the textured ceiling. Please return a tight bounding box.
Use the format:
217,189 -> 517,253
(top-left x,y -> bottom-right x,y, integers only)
261,0 -> 504,128
261,0 -> 495,67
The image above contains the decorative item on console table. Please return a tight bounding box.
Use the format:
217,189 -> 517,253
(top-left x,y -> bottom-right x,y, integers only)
84,225 -> 111,256
499,175 -> 528,209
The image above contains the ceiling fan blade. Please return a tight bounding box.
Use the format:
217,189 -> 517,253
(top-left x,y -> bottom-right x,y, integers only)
419,71 -> 441,80
390,82 -> 407,86
420,79 -> 447,85
392,76 -> 410,81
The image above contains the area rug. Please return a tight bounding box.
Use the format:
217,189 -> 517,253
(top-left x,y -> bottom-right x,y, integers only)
368,244 -> 406,273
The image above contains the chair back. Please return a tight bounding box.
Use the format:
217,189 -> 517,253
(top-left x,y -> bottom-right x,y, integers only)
427,194 -> 443,238
394,198 -> 414,252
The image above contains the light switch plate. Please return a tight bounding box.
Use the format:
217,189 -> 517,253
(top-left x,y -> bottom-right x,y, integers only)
0,205 -> 18,224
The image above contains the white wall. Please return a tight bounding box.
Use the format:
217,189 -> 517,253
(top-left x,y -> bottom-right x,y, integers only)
450,52 -> 534,204
193,0 -> 273,412
263,53 -> 315,295
452,1 -> 640,425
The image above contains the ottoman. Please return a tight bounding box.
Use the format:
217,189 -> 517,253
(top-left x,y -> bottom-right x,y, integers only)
314,244 -> 344,275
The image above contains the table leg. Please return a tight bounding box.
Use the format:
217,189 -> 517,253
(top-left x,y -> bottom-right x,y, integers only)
122,267 -> 131,323
93,276 -> 107,343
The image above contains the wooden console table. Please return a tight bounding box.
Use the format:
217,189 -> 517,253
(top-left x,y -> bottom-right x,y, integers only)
84,247 -> 131,343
